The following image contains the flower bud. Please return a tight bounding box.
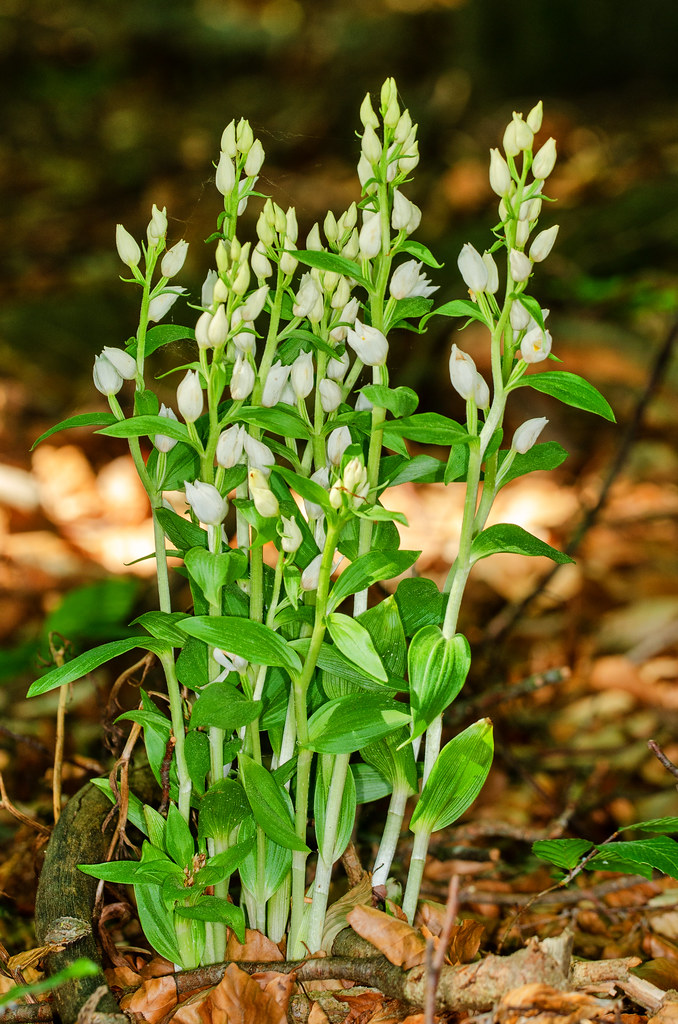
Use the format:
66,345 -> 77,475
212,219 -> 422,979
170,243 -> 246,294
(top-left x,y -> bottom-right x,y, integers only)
116,224 -> 141,268
280,250 -> 298,276
481,253 -> 499,295
146,204 -> 167,247
521,326 -> 552,363
503,120 -> 520,158
511,416 -> 548,454
361,124 -> 382,166
327,426 -> 351,466
318,378 -> 342,413
207,303 -> 229,347
177,369 -> 203,423
280,515 -> 303,554
330,276 -> 351,310
473,374 -> 490,411
359,92 -> 379,129
384,92 -> 400,129
327,348 -> 350,380
216,424 -> 245,468
194,310 -> 213,351
161,239 -> 189,278
214,648 -> 247,676
93,354 -> 123,396
509,301 -> 531,332
391,190 -> 420,234
232,261 -> 250,297
489,148 -> 512,196
262,360 -> 291,407
529,224 -> 559,263
515,219 -> 531,248
291,351 -> 314,400
243,433 -> 275,475
221,120 -> 237,157
244,138 -> 265,178
236,118 -> 254,154
215,152 -> 236,196
201,270 -> 217,307
185,479 -> 228,526
301,552 -> 323,591
233,321 -> 256,355
249,471 -> 279,518
358,212 -> 382,259
347,320 -> 389,366
532,138 -> 557,179
448,345 -> 478,401
285,207 -> 298,244
148,287 -> 184,323
398,138 -> 419,175
251,242 -> 273,280
305,467 -> 329,519
395,108 -> 413,145
293,273 -> 323,318
526,101 -> 543,134
306,222 -> 323,251
512,112 -> 533,151
341,457 -> 369,507
458,243 -> 488,293
154,403 -> 179,453
102,346 -> 137,380
509,249 -> 532,283
239,284 -> 269,323
323,210 -> 338,244
256,210 -> 276,248
340,229 -> 360,261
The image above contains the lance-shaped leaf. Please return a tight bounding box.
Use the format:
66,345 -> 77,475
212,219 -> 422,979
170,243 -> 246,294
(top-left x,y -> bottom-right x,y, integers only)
361,727 -> 417,794
588,836 -> 678,880
27,637 -> 172,698
238,817 -> 292,902
327,551 -> 419,614
97,414 -> 193,443
133,845 -> 182,966
175,897 -> 246,941
128,323 -> 195,359
327,613 -> 388,681
497,442 -> 569,487
532,838 -> 593,870
314,754 -> 356,862
184,547 -> 248,607
238,753 -> 309,852
272,465 -> 332,515
306,693 -> 410,754
360,385 -> 419,418
31,412 -> 117,450
165,803 -> 194,867
193,837 -> 255,889
410,719 -> 494,835
189,681 -> 262,733
155,507 -> 208,552
515,371 -> 615,422
470,524 -> 574,565
357,596 -> 407,678
293,249 -> 371,290
236,405 -> 311,440
408,627 -> 471,741
178,615 -> 302,675
198,779 -> 252,844
383,412 -> 471,447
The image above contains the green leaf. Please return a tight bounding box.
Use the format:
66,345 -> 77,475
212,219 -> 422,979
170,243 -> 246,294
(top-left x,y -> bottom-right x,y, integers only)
90,778 -> 148,835
589,837 -> 678,879
361,728 -> 417,794
134,846 -> 181,965
357,595 -> 407,678
410,719 -> 494,834
272,465 -> 332,515
235,405 -> 311,440
184,547 -> 248,607
198,778 -> 252,844
625,818 -> 678,834
143,806 -> 167,851
304,640 -> 405,694
327,613 -> 388,681
497,442 -> 569,487
408,628 -> 471,740
31,412 -> 117,450
97,414 -> 193,443
134,389 -> 160,417
238,818 -> 292,901
327,551 -> 419,614
44,578 -> 139,642
78,859 -> 141,883
395,578 -> 443,635
115,709 -> 171,734
175,897 -> 246,940
155,508 -> 208,552
149,442 -> 201,493
193,837 -> 255,888
351,763 -> 392,804
179,616 -> 302,675
184,730 -> 211,793
165,804 -> 195,867
27,637 -> 171,697
470,523 -> 574,565
386,297 -> 434,330
383,412 -> 471,446
516,371 -> 615,422
421,299 -> 489,329
293,249 -> 371,290
515,294 -> 546,330
380,454 -> 445,487
315,755 -> 356,861
238,753 -> 309,852
352,504 -> 409,527
190,681 -> 262,732
532,838 -> 594,870
129,324 -> 194,358
361,385 -> 419,418
396,239 -> 444,269
132,611 -> 188,645
306,694 -> 410,754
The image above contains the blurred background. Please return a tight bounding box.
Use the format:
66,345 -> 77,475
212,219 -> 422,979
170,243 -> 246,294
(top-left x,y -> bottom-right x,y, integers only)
2,0 -> 678,946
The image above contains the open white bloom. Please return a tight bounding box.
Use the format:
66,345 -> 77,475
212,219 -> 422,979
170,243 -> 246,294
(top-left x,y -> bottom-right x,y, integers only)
148,287 -> 185,323
243,433 -> 275,476
280,515 -> 303,554
230,355 -> 255,400
213,648 -> 248,679
161,240 -> 189,278
184,479 -> 228,525
116,224 -> 141,268
532,138 -> 557,179
530,224 -> 559,263
521,326 -> 552,363
177,370 -> 203,423
512,416 -> 549,454
291,351 -> 314,400
318,378 -> 342,412
293,273 -> 323,318
154,404 -> 179,453
389,260 -> 438,300
93,354 -> 123,396
216,424 -> 245,468
509,249 -> 532,283
346,320 -> 389,366
458,243 -> 488,294
449,344 -> 478,401
262,360 -> 291,407
102,346 -> 137,380
327,425 -> 352,467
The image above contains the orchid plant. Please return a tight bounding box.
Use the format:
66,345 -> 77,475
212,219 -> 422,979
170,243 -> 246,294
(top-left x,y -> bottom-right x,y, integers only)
29,81 -> 614,968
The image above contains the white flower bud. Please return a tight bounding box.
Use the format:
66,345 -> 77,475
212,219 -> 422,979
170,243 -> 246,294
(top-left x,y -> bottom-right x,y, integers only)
509,249 -> 533,283
327,426 -> 351,466
93,354 -> 123,396
519,196 -> 542,221
347,320 -> 389,366
361,125 -> 382,166
301,552 -> 323,591
327,348 -> 350,381
285,207 -> 298,244
232,261 -> 250,297
102,346 -> 137,380
527,101 -> 543,134
357,153 -> 373,190
398,138 -> 419,175
391,190 -> 420,234
280,250 -> 298,276
481,253 -> 499,295
233,321 -> 257,355
185,479 -> 228,526
515,220 -> 531,248
318,378 -> 342,413
489,148 -> 512,196
473,374 -> 490,411
177,370 -> 203,423
521,326 -> 552,363
215,152 -> 236,196
161,239 -> 188,278
448,345 -> 478,401
148,287 -> 184,323
262,360 -> 291,407
231,356 -> 255,401
532,138 -> 557,180
146,204 -> 167,247
503,120 -> 520,158
306,222 -> 323,251
389,260 -> 437,300
458,243 -> 488,293
359,92 -> 379,129
239,285 -> 269,323
305,467 -> 329,519
195,310 -> 213,350
207,303 -> 229,347
221,120 -> 237,157
293,273 -> 323,318
358,212 -> 382,259
115,224 -> 141,268
280,515 -> 303,554
512,112 -> 533,151
243,433 -> 275,476
511,416 -> 548,454
154,403 -> 179,453
341,229 -> 359,261
291,351 -> 314,400
216,424 -> 245,468
395,108 -> 413,145
324,210 -> 338,244
201,270 -> 218,307
529,224 -> 559,263
509,301 -> 531,332
236,118 -> 254,154
355,391 -> 373,412
251,241 -> 273,280
249,472 -> 279,518
256,210 -> 276,248
244,138 -> 265,177
214,648 -> 247,676
330,277 -> 351,310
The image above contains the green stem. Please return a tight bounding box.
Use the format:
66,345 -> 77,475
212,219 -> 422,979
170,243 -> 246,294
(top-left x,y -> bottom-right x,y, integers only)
402,827 -> 430,924
306,753 -> 350,953
372,783 -> 410,888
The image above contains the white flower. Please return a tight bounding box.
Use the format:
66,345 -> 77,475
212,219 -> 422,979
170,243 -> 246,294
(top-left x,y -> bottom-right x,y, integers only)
244,138 -> 265,178
262,360 -> 291,408
327,426 -> 351,467
326,348 -> 350,381
358,212 -> 382,259
391,191 -> 421,234
195,310 -> 213,350
355,391 -> 373,412
489,148 -> 512,196
291,351 -> 314,400
346,320 -> 389,366
201,270 -> 218,307
527,101 -> 543,133
207,304 -> 229,347
511,416 -> 549,454
511,112 -> 533,151
529,225 -> 559,263
301,553 -> 323,591
293,273 -> 323,318
521,326 -> 552,363
389,260 -> 438,300
115,224 -> 141,268
510,301 -> 531,332
457,243 -> 488,293
220,120 -> 237,157
102,347 -> 137,380
184,480 -> 228,525
240,285 -> 269,322
213,648 -> 248,678
177,370 -> 203,423
448,344 -> 477,401
154,404 -> 179,453
305,467 -> 329,519
330,296 -> 360,342
146,204 -> 167,247
230,355 -> 255,400
473,374 -> 490,411
148,287 -> 185,323
251,242 -> 273,280
318,378 -> 342,412
248,470 -> 279,518
243,433 -> 275,476
532,138 -> 557,180
509,249 -> 532,283
93,354 -> 123,396
481,253 -> 499,295
216,424 -> 245,468
280,515 -> 303,554
161,240 -> 188,278
215,152 -> 236,195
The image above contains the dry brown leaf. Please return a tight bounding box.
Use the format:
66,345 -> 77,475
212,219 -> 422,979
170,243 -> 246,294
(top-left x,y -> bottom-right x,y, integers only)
649,1002 -> 678,1024
447,919 -> 484,965
105,964 -> 142,989
250,969 -> 296,1006
340,988 -> 385,1021
346,905 -> 427,970
172,963 -> 290,1024
634,957 -> 678,991
644,932 -> 678,962
225,928 -> 284,962
308,1002 -> 331,1024
139,956 -> 176,978
8,946 -> 61,971
119,974 -> 178,1023
495,982 -> 607,1024
322,873 -> 374,953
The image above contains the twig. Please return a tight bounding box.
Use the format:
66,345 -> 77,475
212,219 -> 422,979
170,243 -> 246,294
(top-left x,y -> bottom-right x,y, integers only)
447,667 -> 569,724
425,875 -> 459,1024
648,738 -> 678,783
0,940 -> 37,1007
0,772 -> 51,837
486,316 -> 678,644
340,841 -> 367,888
48,635 -> 70,825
